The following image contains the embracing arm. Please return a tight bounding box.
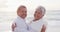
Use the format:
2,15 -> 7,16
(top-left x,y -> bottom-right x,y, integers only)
11,23 -> 16,31
41,25 -> 46,32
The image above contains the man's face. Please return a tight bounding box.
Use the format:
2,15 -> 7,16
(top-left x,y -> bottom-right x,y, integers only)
34,9 -> 43,20
17,8 -> 27,19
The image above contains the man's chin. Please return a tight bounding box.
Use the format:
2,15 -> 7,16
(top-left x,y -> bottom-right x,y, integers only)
22,17 -> 26,19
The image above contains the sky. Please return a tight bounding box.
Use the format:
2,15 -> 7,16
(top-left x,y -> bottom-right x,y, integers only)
0,0 -> 60,12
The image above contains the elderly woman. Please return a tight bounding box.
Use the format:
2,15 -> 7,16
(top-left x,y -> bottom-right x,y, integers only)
29,6 -> 48,32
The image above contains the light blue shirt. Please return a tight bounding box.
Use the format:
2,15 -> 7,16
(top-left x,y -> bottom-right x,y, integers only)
13,16 -> 29,32
29,18 -> 47,32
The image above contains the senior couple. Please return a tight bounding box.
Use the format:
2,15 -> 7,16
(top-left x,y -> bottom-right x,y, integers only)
11,5 -> 47,32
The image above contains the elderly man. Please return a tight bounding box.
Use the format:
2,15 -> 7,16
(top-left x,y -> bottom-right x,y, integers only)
11,5 -> 30,32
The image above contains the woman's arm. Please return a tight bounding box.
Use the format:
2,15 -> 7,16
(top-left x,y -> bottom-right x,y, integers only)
41,25 -> 46,32
11,23 -> 16,31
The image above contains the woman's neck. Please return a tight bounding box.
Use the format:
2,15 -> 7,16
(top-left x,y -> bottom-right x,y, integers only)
33,17 -> 43,21
33,19 -> 39,21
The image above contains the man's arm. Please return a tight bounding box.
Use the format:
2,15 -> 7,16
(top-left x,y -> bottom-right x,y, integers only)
41,25 -> 46,32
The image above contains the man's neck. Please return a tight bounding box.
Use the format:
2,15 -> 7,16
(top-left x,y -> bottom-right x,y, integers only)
18,16 -> 25,19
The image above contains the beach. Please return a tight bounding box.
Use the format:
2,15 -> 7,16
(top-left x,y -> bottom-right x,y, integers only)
0,10 -> 60,32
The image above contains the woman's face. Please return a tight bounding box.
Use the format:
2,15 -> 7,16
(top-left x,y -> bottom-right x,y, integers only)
34,9 -> 43,20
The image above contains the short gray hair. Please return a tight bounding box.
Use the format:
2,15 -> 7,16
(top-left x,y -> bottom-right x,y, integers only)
37,6 -> 46,16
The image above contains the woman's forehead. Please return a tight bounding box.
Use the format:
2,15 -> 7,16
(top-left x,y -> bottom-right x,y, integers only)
35,10 -> 42,13
36,9 -> 42,12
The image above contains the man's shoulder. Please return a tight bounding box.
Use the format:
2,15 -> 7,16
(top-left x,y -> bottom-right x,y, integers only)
13,17 -> 20,22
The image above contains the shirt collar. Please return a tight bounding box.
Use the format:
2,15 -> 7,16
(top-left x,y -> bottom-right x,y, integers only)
17,16 -> 26,21
33,18 -> 43,22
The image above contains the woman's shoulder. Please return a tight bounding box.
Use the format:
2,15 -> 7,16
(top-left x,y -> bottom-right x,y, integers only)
42,19 -> 48,26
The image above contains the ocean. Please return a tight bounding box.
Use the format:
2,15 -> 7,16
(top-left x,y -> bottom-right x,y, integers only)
0,10 -> 60,32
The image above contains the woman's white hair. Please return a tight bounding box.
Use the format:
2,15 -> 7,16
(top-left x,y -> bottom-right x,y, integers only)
37,6 -> 46,16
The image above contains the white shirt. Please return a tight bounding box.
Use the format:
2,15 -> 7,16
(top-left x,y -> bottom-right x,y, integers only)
13,16 -> 29,32
29,18 -> 47,32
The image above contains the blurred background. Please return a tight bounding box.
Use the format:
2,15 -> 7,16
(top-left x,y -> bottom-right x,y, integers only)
0,0 -> 60,32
